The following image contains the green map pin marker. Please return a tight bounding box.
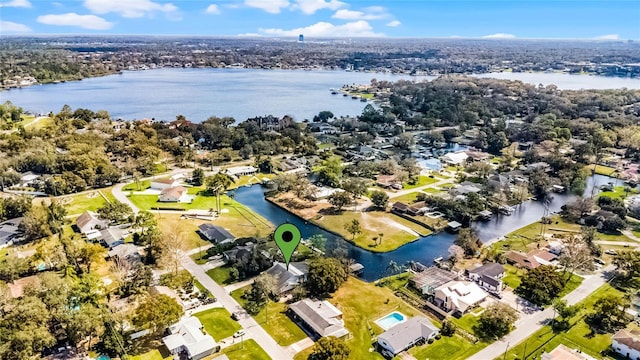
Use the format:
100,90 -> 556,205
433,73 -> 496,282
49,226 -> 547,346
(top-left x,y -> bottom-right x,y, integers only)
274,223 -> 302,270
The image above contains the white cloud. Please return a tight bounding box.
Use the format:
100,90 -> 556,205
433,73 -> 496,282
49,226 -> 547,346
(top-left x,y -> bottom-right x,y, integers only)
386,20 -> 401,27
205,4 -> 220,14
37,13 -> 113,30
244,0 -> 289,14
482,33 -> 516,39
260,20 -> 382,37
0,0 -> 30,7
594,34 -> 619,40
291,0 -> 345,15
84,0 -> 178,18
0,20 -> 32,33
332,7 -> 388,20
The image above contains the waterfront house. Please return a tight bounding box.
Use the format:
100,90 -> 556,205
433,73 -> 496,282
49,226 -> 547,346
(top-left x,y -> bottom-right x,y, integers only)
446,221 -> 462,232
150,177 -> 176,190
159,186 -> 189,203
225,166 -> 258,177
410,266 -> 458,297
198,224 -> 234,244
612,328 -> 640,360
467,262 -> 505,293
433,281 -> 488,314
377,316 -> 439,357
288,298 -> 349,338
441,151 -> 469,165
76,211 -> 108,234
504,250 -> 557,270
265,261 -> 309,295
162,317 -> 218,360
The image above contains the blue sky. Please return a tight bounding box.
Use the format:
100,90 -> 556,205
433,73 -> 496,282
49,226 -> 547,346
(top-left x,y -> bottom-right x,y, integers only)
1,0 -> 638,39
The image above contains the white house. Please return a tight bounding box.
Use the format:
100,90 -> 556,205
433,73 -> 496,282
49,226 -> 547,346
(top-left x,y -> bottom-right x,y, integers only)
162,317 -> 218,360
377,316 -> 439,357
226,166 -> 258,177
289,298 -> 349,338
441,151 -> 469,165
159,186 -> 189,203
76,211 -> 108,234
612,329 -> 640,360
150,178 -> 176,190
467,263 -> 505,294
434,281 -> 488,314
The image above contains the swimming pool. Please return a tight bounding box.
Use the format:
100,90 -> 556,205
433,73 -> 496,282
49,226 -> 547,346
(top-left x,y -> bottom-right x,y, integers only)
375,311 -> 407,331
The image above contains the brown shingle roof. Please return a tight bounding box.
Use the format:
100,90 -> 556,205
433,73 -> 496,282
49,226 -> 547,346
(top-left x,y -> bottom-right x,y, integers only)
613,329 -> 640,351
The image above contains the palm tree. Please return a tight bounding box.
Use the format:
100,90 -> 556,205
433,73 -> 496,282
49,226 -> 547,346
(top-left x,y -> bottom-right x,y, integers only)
206,172 -> 236,211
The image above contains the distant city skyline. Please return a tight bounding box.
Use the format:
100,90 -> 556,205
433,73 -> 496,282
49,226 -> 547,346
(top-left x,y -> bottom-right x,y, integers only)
1,0 -> 638,40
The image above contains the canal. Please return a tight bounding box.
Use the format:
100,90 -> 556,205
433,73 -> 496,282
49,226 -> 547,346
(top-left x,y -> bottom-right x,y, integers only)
232,174 -> 620,281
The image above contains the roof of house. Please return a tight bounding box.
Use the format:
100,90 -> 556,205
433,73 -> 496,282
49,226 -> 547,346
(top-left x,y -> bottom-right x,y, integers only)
163,317 -> 217,358
265,262 -> 309,294
442,151 -> 469,164
504,250 -> 540,269
76,211 -> 107,233
465,150 -> 491,161
160,186 -> 187,198
479,274 -> 501,288
378,316 -> 439,354
541,344 -> 597,360
289,298 -> 348,338
613,329 -> 640,352
152,178 -> 175,185
468,263 -> 505,278
226,166 -> 258,176
410,267 -> 458,292
451,183 -> 482,195
0,217 -> 22,245
436,281 -> 488,313
391,202 -> 410,211
447,221 -> 462,229
99,228 -> 124,248
198,224 -> 235,243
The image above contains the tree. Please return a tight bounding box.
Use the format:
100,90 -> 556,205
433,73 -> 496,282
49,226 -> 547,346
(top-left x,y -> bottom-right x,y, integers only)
21,204 -> 53,241
454,228 -> 482,257
474,303 -> 518,340
306,257 -> 348,297
63,304 -> 105,349
613,251 -> 640,278
394,132 -> 415,150
133,294 -> 183,335
205,172 -> 235,194
192,168 -> 205,186
309,234 -> 327,251
552,299 -> 579,330
515,265 -> 564,306
448,244 -> 464,264
399,157 -> 421,179
0,296 -> 56,360
98,202 -> 133,224
253,273 -> 278,299
160,231 -> 187,273
441,320 -> 457,337
370,190 -> 389,209
602,215 -> 626,232
309,336 -> 350,360
345,219 -> 362,240
328,191 -> 351,212
244,279 -> 269,315
581,226 -> 601,256
341,177 -> 368,200
586,293 -> 630,333
558,235 -> 594,279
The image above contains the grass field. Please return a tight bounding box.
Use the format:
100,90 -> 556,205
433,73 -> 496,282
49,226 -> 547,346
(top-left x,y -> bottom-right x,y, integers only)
500,284 -> 624,360
207,266 -> 236,285
451,312 -> 481,335
123,180 -> 151,191
411,334 -> 487,360
587,164 -> 618,177
193,308 -> 242,341
230,287 -> 307,346
403,175 -> 439,190
598,185 -> 639,200
220,339 -> 271,360
312,211 -> 419,252
502,264 -> 524,289
389,191 -> 422,204
59,190 -> 109,215
557,273 -> 584,298
130,350 -> 171,360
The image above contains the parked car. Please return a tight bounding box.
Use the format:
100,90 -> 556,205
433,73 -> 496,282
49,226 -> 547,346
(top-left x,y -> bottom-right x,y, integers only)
605,249 -> 618,255
233,330 -> 245,338
231,312 -> 241,321
595,258 -> 606,265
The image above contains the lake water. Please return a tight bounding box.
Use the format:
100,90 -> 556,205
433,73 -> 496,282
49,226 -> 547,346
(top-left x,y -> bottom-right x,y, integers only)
3,68 -> 640,122
232,174 -> 616,281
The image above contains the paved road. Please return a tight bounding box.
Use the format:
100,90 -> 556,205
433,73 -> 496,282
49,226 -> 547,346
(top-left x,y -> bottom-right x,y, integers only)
467,265 -> 615,360
180,253 -> 296,360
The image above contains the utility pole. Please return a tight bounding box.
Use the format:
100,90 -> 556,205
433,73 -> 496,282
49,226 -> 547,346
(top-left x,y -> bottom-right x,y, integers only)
503,342 -> 510,360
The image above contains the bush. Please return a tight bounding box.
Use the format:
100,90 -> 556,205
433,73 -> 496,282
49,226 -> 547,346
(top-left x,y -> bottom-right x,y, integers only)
428,338 -> 434,344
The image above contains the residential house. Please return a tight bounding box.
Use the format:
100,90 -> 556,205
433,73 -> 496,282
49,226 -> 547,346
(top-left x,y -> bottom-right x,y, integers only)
446,221 -> 462,232
150,178 -> 176,190
19,172 -> 40,187
225,166 -> 258,177
76,211 -> 108,234
222,242 -> 254,263
198,224 -> 235,244
504,250 -> 557,270
488,174 -> 511,191
434,281 -> 488,314
391,201 -> 426,216
265,261 -> 309,294
465,150 -> 492,162
612,329 -> 640,360
162,317 -> 219,360
450,183 -> 482,196
0,217 -> 22,247
288,298 -> 349,338
410,266 -> 458,296
159,186 -> 189,202
524,162 -> 551,174
377,316 -> 439,357
441,151 -> 469,166
107,243 -> 141,264
99,228 -> 125,249
247,115 -> 292,131
467,263 -> 505,293
376,175 -> 400,189
541,344 -> 597,360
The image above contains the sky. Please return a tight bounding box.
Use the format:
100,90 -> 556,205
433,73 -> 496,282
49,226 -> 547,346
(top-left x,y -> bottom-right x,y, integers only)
0,0 -> 638,39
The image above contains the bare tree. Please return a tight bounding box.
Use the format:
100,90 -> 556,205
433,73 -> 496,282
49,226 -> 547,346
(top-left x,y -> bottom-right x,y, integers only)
558,235 -> 594,280
161,231 -> 187,274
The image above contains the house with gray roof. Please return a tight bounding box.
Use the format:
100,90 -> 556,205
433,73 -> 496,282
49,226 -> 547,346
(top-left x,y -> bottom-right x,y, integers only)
289,298 -> 349,338
468,262 -> 505,293
0,217 -> 22,247
265,261 -> 309,294
162,316 -> 218,360
198,224 -> 234,244
377,316 -> 439,357
99,228 -> 125,249
76,211 -> 108,234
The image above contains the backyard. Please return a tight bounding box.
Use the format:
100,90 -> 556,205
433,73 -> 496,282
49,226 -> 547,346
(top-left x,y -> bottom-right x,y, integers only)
193,308 -> 242,341
219,339 -> 271,360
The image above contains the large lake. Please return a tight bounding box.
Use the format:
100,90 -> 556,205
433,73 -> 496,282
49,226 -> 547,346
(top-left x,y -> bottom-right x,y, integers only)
3,68 -> 640,122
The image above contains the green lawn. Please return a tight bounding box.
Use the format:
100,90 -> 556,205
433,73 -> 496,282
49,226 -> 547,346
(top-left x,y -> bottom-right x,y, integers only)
598,185 -> 639,200
194,308 -> 241,341
403,175 -> 439,190
228,173 -> 275,189
377,272 -> 414,291
60,190 -> 109,215
502,264 -> 524,289
389,191 -> 422,204
587,164 -> 618,177
123,180 -> 151,191
230,286 -> 307,346
410,334 -> 487,360
312,211 -> 418,252
451,312 -> 481,335
557,273 -> 584,298
207,266 -> 236,285
500,284 -> 624,360
130,350 -> 172,360
221,339 -> 271,360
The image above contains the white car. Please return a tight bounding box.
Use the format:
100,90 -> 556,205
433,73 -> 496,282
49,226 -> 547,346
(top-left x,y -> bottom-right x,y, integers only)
233,330 -> 245,338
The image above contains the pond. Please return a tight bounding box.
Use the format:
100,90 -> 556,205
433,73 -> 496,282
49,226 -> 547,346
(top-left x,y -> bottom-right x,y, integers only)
232,174 -> 617,281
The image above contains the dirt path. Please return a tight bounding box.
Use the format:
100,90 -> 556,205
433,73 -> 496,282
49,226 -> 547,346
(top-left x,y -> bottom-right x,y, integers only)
360,212 -> 419,237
